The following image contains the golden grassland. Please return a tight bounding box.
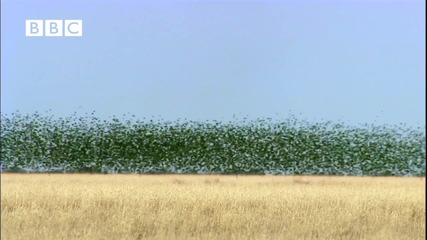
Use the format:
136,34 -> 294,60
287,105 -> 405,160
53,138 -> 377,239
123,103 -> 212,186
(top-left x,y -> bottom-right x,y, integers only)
1,174 -> 425,240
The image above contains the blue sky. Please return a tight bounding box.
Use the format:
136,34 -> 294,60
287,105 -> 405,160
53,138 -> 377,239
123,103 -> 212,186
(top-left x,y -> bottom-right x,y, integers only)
1,0 -> 425,126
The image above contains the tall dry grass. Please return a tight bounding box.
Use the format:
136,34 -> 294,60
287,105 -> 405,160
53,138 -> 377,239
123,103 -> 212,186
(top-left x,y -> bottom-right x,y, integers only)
1,174 -> 425,240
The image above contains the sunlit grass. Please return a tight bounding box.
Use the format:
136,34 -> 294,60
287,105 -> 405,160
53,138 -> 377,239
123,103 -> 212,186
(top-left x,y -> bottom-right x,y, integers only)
1,174 -> 425,240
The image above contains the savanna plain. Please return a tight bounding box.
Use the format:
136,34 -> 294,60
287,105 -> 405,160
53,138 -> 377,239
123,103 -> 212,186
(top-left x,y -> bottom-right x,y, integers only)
1,174 -> 425,240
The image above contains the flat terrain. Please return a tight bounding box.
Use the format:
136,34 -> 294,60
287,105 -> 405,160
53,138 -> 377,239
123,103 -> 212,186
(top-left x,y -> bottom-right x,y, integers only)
1,174 -> 425,240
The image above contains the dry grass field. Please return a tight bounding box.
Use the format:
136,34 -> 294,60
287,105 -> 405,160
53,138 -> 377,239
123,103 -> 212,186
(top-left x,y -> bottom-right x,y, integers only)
1,174 -> 425,240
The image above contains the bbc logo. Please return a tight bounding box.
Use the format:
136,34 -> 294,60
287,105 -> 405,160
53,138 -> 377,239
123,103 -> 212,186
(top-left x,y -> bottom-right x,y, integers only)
26,20 -> 83,37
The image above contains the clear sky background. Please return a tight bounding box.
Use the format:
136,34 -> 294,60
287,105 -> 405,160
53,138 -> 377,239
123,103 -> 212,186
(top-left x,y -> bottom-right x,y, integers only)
1,0 -> 425,127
